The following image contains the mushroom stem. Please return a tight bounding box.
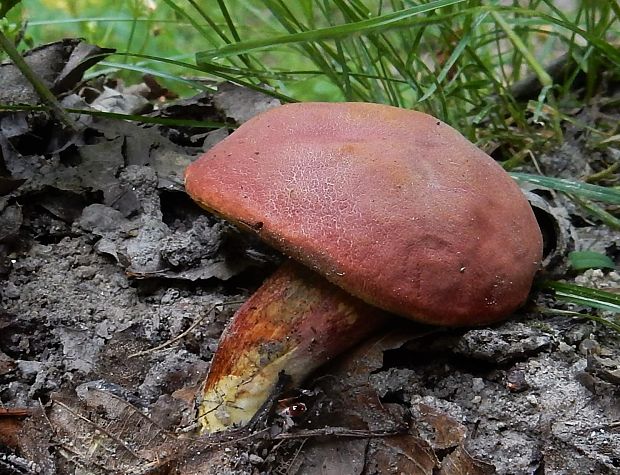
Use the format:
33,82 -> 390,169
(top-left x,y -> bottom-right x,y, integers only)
197,260 -> 389,433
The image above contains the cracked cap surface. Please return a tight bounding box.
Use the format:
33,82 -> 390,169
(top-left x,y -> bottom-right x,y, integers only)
185,102 -> 543,326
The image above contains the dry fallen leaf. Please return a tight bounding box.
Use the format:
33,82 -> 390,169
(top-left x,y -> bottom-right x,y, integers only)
0,39 -> 112,106
438,445 -> 496,475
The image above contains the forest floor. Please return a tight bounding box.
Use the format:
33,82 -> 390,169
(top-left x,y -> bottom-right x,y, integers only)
0,40 -> 619,474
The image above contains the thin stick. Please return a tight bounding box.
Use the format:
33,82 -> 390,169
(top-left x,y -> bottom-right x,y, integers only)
128,300 -> 244,358
273,426 -> 408,440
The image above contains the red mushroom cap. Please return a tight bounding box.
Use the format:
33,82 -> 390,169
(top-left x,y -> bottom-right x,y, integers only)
185,102 -> 543,326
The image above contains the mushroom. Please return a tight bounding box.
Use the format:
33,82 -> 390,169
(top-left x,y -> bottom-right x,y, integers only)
184,102 -> 543,433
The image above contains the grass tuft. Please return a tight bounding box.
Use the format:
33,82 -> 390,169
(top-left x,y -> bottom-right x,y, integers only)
3,0 -> 620,329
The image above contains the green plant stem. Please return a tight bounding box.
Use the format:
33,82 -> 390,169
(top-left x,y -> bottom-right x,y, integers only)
569,193 -> 620,230
0,29 -> 78,131
535,306 -> 620,333
511,172 -> 620,204
538,280 -> 620,314
491,10 -> 558,88
585,162 -> 620,183
198,0 -> 466,60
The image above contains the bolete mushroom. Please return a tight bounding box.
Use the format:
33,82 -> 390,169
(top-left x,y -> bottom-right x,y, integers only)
184,102 -> 543,433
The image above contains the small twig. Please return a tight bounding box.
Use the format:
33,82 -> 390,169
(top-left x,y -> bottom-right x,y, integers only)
0,30 -> 79,132
0,407 -> 32,417
285,438 -> 307,475
606,421 -> 620,430
38,398 -> 55,434
178,425 -> 271,446
179,423 -> 406,448
129,302 -> 222,358
272,426 -> 408,440
128,300 -> 244,358
52,399 -> 143,461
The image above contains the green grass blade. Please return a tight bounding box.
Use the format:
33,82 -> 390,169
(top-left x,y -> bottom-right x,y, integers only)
569,194 -> 620,230
23,17 -> 169,26
539,280 -> 620,314
510,7 -> 620,67
0,28 -> 77,130
568,251 -> 616,271
97,61 -> 212,91
192,60 -> 410,84
159,0 -> 218,46
96,53 -> 297,103
418,11 -> 489,103
490,10 -> 553,88
540,307 -> 620,333
65,108 -> 226,129
124,1 -> 137,58
217,0 -> 242,43
197,0 -> 466,60
185,0 -> 257,71
511,172 -> 620,205
187,0 -> 232,44
0,0 -> 21,18
116,53 -> 297,102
